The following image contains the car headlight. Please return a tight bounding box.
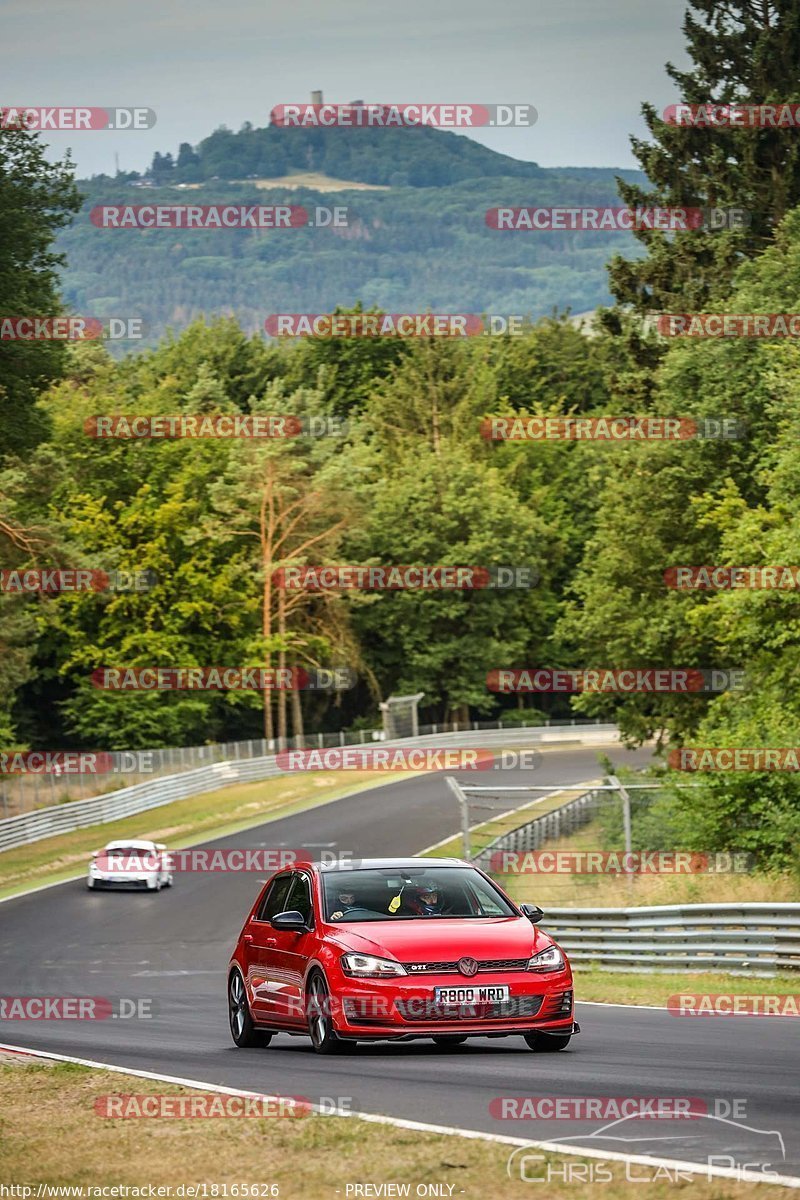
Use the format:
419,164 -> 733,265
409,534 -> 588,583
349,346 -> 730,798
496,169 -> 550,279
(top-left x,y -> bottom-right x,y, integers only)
527,946 -> 565,972
340,953 -> 407,978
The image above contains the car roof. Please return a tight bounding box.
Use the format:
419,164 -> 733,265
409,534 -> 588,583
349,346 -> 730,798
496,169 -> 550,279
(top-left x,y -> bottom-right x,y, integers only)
103,839 -> 157,850
310,857 -> 469,873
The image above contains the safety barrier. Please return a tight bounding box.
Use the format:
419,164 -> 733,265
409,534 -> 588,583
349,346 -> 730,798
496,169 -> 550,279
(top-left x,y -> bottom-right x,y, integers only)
0,724 -> 619,853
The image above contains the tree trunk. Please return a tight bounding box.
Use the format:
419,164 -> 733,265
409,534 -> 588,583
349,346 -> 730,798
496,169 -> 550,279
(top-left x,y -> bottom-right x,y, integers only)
277,588 -> 288,745
260,468 -> 274,742
290,682 -> 304,746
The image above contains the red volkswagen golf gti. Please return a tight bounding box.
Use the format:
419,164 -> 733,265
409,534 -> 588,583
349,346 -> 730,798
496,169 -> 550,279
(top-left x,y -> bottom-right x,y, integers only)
227,857 -> 579,1054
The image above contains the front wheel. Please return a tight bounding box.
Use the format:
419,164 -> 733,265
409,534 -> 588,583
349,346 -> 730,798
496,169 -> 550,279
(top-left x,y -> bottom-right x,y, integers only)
306,973 -> 348,1055
524,1031 -> 571,1052
228,970 -> 272,1048
432,1035 -> 468,1048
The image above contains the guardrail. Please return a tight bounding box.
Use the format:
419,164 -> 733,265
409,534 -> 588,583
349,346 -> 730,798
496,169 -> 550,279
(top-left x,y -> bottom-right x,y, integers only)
543,902 -> 800,974
472,788 -> 800,974
472,788 -> 608,868
0,715 -> 610,817
0,723 -> 619,854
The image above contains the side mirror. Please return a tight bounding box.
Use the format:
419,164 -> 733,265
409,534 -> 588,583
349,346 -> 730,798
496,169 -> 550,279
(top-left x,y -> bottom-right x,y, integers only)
520,903 -> 544,924
271,910 -> 308,932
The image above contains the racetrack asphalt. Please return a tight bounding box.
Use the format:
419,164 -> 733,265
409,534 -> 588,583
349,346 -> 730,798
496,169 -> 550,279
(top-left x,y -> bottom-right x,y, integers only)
1,742 -> 797,1181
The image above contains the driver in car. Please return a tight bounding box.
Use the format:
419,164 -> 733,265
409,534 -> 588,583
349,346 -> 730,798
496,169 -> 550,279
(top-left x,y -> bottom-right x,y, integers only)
330,888 -> 358,920
408,883 -> 445,916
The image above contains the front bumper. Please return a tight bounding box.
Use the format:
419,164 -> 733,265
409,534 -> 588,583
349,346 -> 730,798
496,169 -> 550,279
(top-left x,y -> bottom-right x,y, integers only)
333,973 -> 576,1039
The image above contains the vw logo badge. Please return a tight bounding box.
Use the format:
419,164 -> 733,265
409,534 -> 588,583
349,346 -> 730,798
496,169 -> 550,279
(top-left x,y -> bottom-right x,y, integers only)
458,957 -> 479,977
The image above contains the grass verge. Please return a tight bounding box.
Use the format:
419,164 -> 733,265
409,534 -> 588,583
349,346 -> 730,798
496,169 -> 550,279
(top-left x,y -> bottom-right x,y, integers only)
574,968 -> 800,1006
0,1057 -> 790,1198
498,816 -> 798,908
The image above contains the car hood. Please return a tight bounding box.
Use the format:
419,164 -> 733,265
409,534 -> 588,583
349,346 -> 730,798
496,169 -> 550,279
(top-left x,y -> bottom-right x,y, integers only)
326,916 -> 553,960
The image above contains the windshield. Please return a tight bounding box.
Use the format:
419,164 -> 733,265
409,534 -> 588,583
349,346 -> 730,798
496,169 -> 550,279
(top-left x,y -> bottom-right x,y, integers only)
322,866 -> 517,922
103,846 -> 154,856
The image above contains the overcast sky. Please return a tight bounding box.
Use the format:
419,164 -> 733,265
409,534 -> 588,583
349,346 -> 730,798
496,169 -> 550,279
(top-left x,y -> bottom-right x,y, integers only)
3,0 -> 690,178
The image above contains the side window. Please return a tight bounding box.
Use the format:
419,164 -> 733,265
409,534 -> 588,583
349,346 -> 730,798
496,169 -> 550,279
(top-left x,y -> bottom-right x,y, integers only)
256,874 -> 294,921
287,873 -> 313,924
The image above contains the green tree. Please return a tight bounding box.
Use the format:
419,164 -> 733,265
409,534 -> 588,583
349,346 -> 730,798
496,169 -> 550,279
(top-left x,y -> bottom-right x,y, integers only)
560,205 -> 800,746
607,0 -> 800,315
0,128 -> 81,456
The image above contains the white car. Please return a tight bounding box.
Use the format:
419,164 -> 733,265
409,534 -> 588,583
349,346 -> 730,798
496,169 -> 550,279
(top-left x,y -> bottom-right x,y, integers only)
87,839 -> 173,891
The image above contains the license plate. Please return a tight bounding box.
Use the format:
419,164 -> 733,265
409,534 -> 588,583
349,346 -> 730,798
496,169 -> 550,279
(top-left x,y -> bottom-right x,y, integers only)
433,985 -> 510,1005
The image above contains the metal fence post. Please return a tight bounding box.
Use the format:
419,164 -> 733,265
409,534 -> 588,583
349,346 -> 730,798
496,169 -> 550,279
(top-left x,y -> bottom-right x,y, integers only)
445,776 -> 471,861
609,774 -> 633,895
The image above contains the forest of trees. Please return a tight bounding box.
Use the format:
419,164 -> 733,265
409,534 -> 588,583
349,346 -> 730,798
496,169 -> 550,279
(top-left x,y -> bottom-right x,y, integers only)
58,166 -> 646,345
2,0 -> 800,870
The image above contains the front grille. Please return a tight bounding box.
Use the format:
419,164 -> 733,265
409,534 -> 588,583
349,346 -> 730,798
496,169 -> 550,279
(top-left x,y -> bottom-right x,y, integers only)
404,957 -> 530,974
96,879 -> 149,889
394,995 -> 544,1022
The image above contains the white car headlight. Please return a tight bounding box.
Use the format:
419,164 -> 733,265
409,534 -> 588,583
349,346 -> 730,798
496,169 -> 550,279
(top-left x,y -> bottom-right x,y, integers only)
527,946 -> 565,972
340,953 -> 407,978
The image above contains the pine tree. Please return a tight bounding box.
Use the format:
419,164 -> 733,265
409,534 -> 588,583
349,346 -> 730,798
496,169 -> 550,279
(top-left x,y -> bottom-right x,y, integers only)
607,0 -> 800,315
0,128 -> 81,456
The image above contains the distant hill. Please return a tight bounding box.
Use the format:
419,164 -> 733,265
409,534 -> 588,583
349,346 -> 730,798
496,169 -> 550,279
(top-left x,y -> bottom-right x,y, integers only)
144,122 -> 551,189
57,120 -> 647,345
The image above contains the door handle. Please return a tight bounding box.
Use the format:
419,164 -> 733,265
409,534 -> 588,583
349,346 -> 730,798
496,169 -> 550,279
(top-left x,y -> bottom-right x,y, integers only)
265,938 -> 277,946
243,934 -> 253,944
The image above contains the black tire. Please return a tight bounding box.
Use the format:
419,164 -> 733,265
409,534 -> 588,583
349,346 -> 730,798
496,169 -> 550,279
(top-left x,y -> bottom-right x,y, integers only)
228,970 -> 273,1048
432,1035 -> 468,1048
305,972 -> 348,1055
523,1031 -> 572,1052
